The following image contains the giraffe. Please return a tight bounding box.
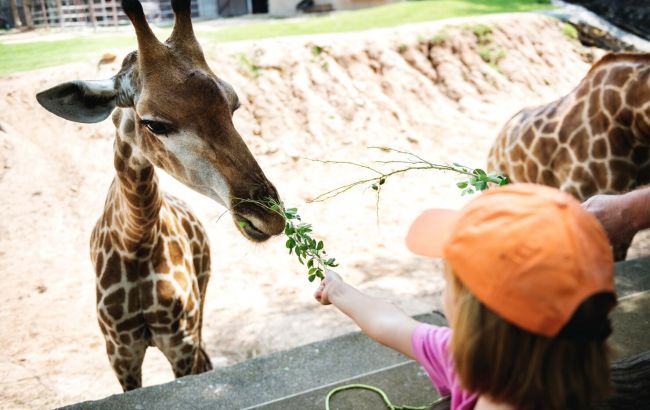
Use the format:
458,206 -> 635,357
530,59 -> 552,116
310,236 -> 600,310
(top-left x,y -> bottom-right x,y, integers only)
487,52 -> 650,260
35,0 -> 285,391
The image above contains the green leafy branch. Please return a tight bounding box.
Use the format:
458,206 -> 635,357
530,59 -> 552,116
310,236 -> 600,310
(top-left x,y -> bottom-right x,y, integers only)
278,205 -> 339,282
232,198 -> 339,282
227,148 -> 508,283
451,162 -> 509,195
309,147 -> 508,202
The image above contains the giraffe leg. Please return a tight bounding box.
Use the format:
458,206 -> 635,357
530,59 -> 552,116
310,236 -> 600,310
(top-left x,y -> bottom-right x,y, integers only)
104,336 -> 147,391
155,332 -> 212,377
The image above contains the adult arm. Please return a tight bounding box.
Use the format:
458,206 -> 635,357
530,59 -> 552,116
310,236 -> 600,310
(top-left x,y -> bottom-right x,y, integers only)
582,187 -> 650,247
314,270 -> 420,359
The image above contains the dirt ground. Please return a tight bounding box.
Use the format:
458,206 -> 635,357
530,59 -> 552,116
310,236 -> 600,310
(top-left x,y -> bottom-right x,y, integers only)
1,13 -> 648,409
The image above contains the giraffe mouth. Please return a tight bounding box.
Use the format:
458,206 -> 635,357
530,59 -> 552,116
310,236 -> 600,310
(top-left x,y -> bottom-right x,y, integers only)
234,215 -> 271,242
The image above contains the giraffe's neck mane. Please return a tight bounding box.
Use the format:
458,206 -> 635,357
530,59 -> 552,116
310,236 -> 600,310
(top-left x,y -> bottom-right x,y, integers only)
107,108 -> 162,253
586,52 -> 650,75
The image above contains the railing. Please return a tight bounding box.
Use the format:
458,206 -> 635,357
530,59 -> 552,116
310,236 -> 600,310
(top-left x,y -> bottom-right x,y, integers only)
9,0 -> 199,29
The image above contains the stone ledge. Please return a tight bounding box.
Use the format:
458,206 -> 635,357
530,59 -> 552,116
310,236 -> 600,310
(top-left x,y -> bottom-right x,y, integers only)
62,257 -> 650,410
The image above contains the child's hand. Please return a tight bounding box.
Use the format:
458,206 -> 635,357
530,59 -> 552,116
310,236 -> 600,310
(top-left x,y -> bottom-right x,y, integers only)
314,269 -> 344,305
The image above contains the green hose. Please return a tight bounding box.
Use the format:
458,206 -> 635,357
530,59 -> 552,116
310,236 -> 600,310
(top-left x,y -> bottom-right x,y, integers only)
325,383 -> 447,410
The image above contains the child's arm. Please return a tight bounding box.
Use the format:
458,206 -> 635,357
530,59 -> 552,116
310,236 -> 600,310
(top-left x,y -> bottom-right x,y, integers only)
314,270 -> 420,359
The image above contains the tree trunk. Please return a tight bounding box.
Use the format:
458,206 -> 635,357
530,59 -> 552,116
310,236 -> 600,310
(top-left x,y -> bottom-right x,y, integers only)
10,0 -> 23,28
23,0 -> 34,29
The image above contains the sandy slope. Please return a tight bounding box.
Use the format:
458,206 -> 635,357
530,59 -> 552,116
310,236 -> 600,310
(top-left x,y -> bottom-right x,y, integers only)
0,13 -> 646,409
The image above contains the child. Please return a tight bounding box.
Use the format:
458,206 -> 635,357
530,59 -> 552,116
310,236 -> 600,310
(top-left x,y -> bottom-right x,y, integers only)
315,183 -> 616,410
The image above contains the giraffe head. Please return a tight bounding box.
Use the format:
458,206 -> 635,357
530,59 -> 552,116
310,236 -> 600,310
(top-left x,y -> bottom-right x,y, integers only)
36,0 -> 284,242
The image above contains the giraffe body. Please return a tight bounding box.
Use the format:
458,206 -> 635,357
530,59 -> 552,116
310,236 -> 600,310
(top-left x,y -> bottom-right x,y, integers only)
36,0 -> 284,390
90,111 -> 213,390
488,53 -> 650,259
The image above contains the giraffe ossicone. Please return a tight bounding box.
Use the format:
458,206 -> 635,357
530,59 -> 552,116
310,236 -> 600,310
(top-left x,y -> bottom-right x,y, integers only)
36,0 -> 284,391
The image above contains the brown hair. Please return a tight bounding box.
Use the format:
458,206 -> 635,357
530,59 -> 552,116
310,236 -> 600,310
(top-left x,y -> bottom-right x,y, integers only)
449,274 -> 615,410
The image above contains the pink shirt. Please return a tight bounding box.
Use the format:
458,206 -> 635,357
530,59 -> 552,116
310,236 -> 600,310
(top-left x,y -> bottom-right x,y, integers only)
411,323 -> 479,410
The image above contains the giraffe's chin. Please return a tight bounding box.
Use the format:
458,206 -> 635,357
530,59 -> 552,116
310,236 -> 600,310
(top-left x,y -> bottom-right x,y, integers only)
234,215 -> 272,242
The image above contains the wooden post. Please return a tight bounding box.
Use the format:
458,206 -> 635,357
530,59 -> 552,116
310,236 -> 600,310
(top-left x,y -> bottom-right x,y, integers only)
87,0 -> 97,28
111,0 -> 117,27
55,0 -> 63,27
100,0 -> 107,26
39,0 -> 49,27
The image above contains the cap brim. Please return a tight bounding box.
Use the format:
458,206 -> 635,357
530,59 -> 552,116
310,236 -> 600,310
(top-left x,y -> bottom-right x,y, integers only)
406,209 -> 460,258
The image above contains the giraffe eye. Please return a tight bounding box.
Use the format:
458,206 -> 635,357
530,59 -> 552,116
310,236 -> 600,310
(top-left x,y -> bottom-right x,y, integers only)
141,120 -> 174,135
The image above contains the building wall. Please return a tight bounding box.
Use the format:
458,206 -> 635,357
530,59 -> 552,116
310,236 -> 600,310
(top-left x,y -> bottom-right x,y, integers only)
198,0 -> 218,18
269,0 -> 297,17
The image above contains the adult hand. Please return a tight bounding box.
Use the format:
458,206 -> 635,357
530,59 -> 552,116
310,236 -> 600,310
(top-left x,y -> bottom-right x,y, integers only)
582,193 -> 636,247
314,269 -> 344,305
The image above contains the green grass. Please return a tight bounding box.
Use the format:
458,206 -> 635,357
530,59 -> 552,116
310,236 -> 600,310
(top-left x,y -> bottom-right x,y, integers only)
561,22 -> 578,41
206,0 -> 552,43
0,0 -> 553,76
0,36 -> 136,75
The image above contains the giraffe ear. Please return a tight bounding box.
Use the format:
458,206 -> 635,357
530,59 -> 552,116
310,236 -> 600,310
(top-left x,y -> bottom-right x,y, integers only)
36,79 -> 117,124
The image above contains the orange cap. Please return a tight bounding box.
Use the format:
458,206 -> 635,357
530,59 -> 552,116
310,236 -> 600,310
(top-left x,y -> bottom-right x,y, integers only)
406,183 -> 615,337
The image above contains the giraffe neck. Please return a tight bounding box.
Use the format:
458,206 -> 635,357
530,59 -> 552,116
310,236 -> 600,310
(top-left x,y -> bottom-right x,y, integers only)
108,111 -> 162,253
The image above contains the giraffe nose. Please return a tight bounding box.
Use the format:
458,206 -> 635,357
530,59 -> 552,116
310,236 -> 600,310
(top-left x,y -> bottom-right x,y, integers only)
231,181 -> 284,241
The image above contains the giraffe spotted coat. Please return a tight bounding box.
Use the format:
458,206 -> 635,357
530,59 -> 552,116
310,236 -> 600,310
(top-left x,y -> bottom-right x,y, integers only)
488,53 -> 650,259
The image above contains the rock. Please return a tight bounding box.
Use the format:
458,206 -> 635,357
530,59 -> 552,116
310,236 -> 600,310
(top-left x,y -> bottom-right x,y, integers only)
565,1 -> 650,41
547,1 -> 650,52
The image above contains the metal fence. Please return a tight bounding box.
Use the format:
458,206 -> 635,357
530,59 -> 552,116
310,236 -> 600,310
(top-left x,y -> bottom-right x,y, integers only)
3,0 -> 200,28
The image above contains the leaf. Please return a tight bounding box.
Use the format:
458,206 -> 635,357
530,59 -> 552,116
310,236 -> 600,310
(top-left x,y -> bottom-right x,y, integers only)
307,259 -> 314,268
474,168 -> 487,177
456,181 -> 468,189
285,238 -> 295,249
317,240 -> 324,250
238,220 -> 248,229
308,267 -> 318,275
308,274 -> 316,282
